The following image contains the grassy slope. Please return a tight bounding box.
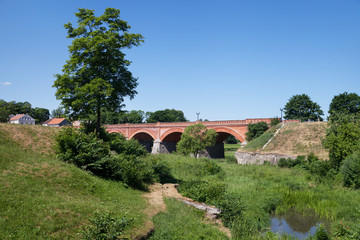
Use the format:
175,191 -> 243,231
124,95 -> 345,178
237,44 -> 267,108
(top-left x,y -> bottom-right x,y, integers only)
240,122 -> 329,159
0,124 -> 146,239
150,198 -> 228,240
157,154 -> 360,238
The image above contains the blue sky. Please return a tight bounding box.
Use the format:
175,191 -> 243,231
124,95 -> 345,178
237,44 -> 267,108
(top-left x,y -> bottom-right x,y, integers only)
0,0 -> 359,121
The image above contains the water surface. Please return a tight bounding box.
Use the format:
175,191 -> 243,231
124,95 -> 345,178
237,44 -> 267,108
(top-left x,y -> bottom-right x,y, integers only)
271,210 -> 328,239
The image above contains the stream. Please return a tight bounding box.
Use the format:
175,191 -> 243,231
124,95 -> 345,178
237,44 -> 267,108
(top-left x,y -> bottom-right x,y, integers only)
270,210 -> 329,239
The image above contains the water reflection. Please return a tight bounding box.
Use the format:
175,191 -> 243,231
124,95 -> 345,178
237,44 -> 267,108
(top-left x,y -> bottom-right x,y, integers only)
271,210 -> 328,239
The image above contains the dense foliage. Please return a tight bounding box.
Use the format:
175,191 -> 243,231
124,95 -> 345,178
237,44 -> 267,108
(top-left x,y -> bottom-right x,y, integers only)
328,92 -> 360,120
0,99 -> 49,123
177,123 -> 217,157
53,8 -> 143,134
54,127 -> 164,189
284,94 -> 324,121
340,151 -> 360,189
323,114 -> 360,169
246,122 -> 269,141
146,109 -> 187,123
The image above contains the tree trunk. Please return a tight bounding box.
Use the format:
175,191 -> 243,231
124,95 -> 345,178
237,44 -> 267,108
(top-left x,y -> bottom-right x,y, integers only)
96,102 -> 101,137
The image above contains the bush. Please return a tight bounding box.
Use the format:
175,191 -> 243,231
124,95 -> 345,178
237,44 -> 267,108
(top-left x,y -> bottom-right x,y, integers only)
313,224 -> 329,240
340,151 -> 360,188
217,193 -> 245,226
270,118 -> 280,127
178,181 -> 227,204
246,122 -> 269,141
112,154 -> 155,189
306,154 -> 332,182
80,211 -> 132,240
108,133 -> 147,156
55,127 -> 110,168
278,155 -> 305,168
323,115 -> 360,169
55,127 -> 155,189
149,157 -> 175,184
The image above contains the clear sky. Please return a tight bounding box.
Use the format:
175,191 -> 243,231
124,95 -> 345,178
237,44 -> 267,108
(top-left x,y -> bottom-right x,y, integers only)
0,0 -> 359,121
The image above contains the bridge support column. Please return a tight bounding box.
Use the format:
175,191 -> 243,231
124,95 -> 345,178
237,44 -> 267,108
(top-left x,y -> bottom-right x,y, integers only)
151,139 -> 177,154
151,139 -> 162,154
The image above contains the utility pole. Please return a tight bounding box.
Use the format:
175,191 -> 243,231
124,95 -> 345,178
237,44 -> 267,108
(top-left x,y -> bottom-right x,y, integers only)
196,112 -> 200,121
280,108 -> 284,122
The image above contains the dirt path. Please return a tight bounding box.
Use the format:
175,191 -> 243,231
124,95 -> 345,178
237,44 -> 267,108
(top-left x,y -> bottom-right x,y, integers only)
134,183 -> 231,239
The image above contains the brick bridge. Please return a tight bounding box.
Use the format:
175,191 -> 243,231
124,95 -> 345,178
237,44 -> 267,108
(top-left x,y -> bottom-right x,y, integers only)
105,118 -> 274,158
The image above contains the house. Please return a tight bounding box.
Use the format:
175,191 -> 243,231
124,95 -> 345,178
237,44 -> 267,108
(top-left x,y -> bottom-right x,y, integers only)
42,118 -> 71,127
8,114 -> 35,125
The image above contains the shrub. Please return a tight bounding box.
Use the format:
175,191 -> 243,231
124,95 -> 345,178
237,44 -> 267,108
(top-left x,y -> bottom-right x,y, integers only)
217,193 -> 245,226
246,122 -> 269,141
278,156 -> 305,168
112,154 -> 155,189
270,118 -> 281,127
323,115 -> 360,169
55,127 -> 155,189
80,211 -> 132,240
108,133 -> 147,156
313,224 -> 329,240
178,181 -> 227,204
340,151 -> 360,188
55,127 -> 110,168
148,156 -> 175,184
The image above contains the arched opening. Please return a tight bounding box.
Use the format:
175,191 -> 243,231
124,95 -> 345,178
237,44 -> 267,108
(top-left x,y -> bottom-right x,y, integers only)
205,129 -> 243,159
131,132 -> 154,153
161,131 -> 182,153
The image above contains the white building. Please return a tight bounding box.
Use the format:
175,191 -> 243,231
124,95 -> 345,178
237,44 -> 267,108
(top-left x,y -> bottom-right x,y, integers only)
9,114 -> 36,125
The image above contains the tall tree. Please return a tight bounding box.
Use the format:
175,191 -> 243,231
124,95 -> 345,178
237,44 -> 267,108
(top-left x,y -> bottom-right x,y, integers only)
147,109 -> 187,123
284,94 -> 324,121
31,107 -> 50,124
51,107 -> 66,118
246,122 -> 269,141
53,8 -> 143,134
177,123 -> 217,157
329,92 -> 360,120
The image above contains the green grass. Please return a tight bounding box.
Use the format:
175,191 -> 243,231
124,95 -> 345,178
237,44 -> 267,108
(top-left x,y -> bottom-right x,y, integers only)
149,198 -> 229,240
221,163 -> 360,236
154,154 -> 360,239
242,125 -> 280,152
0,126 -> 147,239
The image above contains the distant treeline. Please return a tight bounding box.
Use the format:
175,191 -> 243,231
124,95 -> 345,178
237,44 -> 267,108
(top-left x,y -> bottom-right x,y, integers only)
100,109 -> 188,124
0,99 -> 49,124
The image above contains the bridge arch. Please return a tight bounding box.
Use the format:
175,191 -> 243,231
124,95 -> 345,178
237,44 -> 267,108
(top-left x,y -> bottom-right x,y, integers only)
211,127 -> 245,143
129,130 -> 156,141
160,128 -> 184,142
129,130 -> 156,153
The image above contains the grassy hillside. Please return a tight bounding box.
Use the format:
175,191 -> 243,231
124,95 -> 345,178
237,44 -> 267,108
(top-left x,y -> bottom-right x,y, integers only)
240,122 -> 329,159
263,122 -> 329,159
0,124 -> 147,239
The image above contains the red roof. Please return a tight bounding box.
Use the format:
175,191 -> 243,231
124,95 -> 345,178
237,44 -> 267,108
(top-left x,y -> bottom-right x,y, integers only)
46,118 -> 67,125
10,114 -> 26,121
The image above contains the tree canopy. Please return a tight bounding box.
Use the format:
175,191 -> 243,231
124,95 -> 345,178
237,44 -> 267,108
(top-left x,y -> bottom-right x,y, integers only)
53,8 -> 143,134
328,92 -> 360,120
323,114 -> 360,169
0,99 -> 49,123
284,94 -> 324,121
246,122 -> 269,141
177,123 -> 217,157
147,109 -> 187,123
